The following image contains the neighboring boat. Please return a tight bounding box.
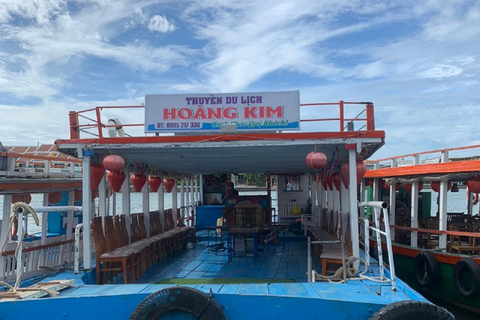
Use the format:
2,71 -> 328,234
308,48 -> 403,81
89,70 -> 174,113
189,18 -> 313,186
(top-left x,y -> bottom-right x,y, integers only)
364,145 -> 480,315
0,92 -> 453,319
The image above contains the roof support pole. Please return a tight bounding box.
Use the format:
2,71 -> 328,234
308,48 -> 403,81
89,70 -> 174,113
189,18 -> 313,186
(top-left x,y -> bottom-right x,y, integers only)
98,175 -> 106,217
180,177 -> 185,223
81,153 -> 92,270
172,179 -> 178,228
186,177 -> 191,226
122,166 -> 131,240
197,175 -> 202,206
341,180 -> 350,238
438,151 -> 449,250
65,190 -> 75,259
389,159 -> 397,241
372,162 -> 380,201
311,175 -> 317,216
142,179 -> 150,237
410,155 -> 420,247
158,180 -> 165,232
0,195 -> 12,276
348,147 -> 360,264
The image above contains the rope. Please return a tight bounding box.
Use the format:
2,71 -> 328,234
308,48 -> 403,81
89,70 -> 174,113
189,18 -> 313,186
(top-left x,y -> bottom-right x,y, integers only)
0,202 -> 40,292
313,256 -> 392,284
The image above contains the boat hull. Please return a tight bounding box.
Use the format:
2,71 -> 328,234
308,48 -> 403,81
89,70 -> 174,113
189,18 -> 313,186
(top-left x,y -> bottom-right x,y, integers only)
391,243 -> 480,314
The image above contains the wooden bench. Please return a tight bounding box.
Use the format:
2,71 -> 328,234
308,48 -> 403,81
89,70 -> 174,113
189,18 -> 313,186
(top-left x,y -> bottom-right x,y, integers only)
91,211 -> 196,285
306,210 -> 352,276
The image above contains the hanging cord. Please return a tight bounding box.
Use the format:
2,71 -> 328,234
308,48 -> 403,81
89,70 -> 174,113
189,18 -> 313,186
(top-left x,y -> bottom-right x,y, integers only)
0,202 -> 40,292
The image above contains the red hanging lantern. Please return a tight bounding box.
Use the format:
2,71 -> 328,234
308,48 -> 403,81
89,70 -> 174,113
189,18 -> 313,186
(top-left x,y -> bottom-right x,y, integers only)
11,194 -> 31,204
131,173 -> 147,192
102,155 -> 125,172
332,172 -> 342,191
90,163 -> 105,190
149,176 -> 162,192
340,160 -> 367,186
107,171 -> 126,192
404,181 -> 423,193
48,192 -> 63,205
430,180 -> 452,192
305,151 -> 328,169
163,178 -> 176,193
404,183 -> 412,193
467,175 -> 480,193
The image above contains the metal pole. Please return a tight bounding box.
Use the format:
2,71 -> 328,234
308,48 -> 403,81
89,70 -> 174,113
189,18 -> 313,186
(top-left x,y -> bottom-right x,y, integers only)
348,148 -> 360,263
82,154 -> 92,270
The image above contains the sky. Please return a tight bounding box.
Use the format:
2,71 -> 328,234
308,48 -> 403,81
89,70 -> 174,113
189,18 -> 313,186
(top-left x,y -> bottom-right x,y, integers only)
0,0 -> 479,160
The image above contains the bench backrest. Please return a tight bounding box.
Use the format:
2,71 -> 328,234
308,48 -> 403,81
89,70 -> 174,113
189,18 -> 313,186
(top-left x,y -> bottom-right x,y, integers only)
91,216 -> 109,256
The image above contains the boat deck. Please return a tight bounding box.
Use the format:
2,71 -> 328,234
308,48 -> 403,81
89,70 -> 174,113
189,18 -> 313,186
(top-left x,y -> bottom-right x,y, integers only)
137,232 -> 307,284
0,231 -> 431,320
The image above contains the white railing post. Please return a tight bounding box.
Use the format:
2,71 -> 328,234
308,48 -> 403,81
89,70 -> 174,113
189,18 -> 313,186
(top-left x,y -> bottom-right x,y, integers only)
74,224 -> 84,274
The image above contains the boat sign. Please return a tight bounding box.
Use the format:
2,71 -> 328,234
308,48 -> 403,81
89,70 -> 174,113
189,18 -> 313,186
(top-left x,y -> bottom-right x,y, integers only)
145,91 -> 300,132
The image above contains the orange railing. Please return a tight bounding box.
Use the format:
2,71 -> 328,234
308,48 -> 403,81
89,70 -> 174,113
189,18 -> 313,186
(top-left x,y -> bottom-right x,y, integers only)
68,101 -> 376,139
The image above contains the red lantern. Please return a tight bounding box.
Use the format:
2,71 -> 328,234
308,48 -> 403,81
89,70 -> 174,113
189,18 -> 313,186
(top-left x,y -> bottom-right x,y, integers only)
467,175 -> 480,193
305,151 -> 328,169
332,172 -> 342,191
163,178 -> 176,193
149,176 -> 162,192
131,173 -> 147,192
404,183 -> 412,193
90,163 -> 105,190
11,194 -> 31,204
107,171 -> 126,192
340,160 -> 367,186
430,180 -> 451,192
102,155 -> 124,172
404,181 -> 424,193
48,192 -> 63,205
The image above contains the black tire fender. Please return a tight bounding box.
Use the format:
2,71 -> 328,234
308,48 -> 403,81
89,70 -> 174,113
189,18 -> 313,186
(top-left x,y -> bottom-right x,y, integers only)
369,301 -> 454,320
129,286 -> 227,320
414,251 -> 440,288
453,258 -> 480,297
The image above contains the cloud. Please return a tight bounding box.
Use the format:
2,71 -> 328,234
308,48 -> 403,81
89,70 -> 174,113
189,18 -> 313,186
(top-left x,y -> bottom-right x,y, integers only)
148,15 -> 176,33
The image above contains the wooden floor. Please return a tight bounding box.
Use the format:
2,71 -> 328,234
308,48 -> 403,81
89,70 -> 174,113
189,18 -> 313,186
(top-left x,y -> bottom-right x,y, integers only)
137,231 -> 310,284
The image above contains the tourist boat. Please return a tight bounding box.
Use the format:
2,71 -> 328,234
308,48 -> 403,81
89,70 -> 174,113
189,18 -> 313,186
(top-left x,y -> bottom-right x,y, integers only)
364,145 -> 480,315
0,92 -> 453,319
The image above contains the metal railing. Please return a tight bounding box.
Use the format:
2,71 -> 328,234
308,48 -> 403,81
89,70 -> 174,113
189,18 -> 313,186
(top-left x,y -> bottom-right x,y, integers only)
67,101 -> 376,139
359,201 -> 397,291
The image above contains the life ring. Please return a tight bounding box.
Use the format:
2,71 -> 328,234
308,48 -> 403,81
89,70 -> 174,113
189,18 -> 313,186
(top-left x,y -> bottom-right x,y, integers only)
453,258 -> 480,297
129,287 -> 226,320
414,251 -> 440,288
369,301 -> 453,320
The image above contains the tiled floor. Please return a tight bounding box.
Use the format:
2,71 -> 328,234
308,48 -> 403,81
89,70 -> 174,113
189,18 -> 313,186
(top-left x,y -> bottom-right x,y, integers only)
137,232 -> 310,283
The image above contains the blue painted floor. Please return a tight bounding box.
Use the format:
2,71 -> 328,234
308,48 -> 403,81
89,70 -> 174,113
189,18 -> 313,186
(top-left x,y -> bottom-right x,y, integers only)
137,231 -> 310,283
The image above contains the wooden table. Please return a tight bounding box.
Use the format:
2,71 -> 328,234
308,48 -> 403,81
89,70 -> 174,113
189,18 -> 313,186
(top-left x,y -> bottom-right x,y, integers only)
227,227 -> 260,263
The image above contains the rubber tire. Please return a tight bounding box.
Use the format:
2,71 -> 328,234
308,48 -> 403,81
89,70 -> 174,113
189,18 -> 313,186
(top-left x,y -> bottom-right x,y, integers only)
129,286 -> 227,320
414,251 -> 440,288
369,301 -> 454,320
453,258 -> 480,297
